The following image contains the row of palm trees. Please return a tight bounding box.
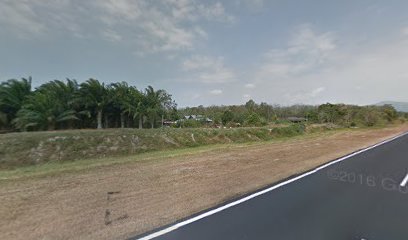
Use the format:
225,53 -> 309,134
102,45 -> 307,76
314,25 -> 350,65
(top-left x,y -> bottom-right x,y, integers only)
0,77 -> 176,131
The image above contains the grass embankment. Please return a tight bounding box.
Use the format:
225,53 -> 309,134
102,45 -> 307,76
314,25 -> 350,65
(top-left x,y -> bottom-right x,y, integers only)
1,124 -> 407,240
0,125 -> 308,167
0,124 -> 319,171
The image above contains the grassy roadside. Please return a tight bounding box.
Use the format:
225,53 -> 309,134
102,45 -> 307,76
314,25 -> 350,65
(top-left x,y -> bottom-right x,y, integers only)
2,124 -> 408,240
0,127 -> 367,181
1,125 -> 307,168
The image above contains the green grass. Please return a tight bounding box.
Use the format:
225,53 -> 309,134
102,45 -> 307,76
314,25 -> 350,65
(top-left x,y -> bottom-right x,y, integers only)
2,122 -> 393,181
0,125 -> 312,169
0,128 -> 345,181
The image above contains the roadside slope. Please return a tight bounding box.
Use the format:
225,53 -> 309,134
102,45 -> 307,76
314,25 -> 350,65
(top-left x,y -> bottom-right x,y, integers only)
0,125 -> 305,169
1,125 -> 407,240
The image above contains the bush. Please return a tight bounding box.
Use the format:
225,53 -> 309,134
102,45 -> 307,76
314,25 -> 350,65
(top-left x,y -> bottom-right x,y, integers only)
244,113 -> 266,126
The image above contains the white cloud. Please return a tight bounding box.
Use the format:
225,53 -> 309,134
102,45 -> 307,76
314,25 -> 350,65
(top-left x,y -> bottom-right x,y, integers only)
243,94 -> 251,100
0,1 -> 46,38
198,2 -> 235,22
282,87 -> 326,104
183,55 -> 213,70
256,24 -> 336,80
0,0 -> 234,53
313,39 -> 408,104
139,20 -> 195,52
101,29 -> 122,42
194,26 -> 208,39
182,55 -> 235,83
288,24 -> 336,53
167,0 -> 234,22
96,0 -> 142,23
310,87 -> 325,97
251,24 -> 408,105
94,0 -> 234,52
402,26 -> 408,36
0,0 -> 91,39
210,89 -> 223,95
191,93 -> 201,99
236,0 -> 265,12
244,83 -> 255,89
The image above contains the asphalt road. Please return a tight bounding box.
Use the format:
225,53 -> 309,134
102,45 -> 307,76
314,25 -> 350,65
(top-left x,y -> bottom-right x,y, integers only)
134,132 -> 408,240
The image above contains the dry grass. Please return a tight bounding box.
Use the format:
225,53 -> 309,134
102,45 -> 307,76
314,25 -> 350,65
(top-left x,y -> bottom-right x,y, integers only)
0,126 -> 303,169
0,124 -> 407,240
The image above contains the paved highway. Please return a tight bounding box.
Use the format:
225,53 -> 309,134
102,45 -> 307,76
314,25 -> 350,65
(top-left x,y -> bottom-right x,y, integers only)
133,132 -> 408,240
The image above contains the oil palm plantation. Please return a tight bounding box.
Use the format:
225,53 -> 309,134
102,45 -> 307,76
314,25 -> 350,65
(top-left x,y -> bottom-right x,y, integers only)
110,82 -> 133,128
123,86 -> 145,129
12,91 -> 78,131
144,86 -> 174,128
0,77 -> 177,131
77,79 -> 110,129
12,79 -> 79,131
0,77 -> 32,129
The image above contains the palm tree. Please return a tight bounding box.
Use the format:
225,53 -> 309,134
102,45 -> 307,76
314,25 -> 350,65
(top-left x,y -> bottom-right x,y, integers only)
123,86 -> 144,129
37,79 -> 78,102
12,91 -> 78,131
144,86 -> 174,128
37,79 -> 78,109
0,77 -> 32,128
77,79 -> 109,129
110,82 -> 132,128
36,79 -> 80,129
0,111 -> 7,129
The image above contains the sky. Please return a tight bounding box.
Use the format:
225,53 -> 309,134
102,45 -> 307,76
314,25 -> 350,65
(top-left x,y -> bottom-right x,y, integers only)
1,0 -> 408,107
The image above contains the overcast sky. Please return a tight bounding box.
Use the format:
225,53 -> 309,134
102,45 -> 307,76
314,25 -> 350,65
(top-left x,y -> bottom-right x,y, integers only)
1,0 -> 408,107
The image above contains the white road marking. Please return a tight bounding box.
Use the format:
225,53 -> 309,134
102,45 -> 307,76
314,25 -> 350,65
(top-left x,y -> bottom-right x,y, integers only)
400,173 -> 408,187
136,131 -> 408,240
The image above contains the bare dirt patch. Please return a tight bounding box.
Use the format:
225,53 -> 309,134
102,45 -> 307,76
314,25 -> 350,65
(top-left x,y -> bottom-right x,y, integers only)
1,125 -> 408,240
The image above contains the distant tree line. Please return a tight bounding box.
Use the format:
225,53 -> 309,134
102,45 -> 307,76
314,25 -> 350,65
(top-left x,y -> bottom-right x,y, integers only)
0,77 -> 176,131
0,77 -> 401,132
179,100 -> 400,128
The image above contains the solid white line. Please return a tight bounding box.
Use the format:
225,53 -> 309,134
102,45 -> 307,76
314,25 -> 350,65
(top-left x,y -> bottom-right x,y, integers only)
136,131 -> 408,240
400,173 -> 408,187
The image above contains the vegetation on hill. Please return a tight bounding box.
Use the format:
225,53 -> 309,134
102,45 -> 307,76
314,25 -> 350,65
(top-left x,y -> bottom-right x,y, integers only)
375,101 -> 408,113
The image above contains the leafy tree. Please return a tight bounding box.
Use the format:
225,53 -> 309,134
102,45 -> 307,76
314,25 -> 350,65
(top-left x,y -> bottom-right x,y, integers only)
359,107 -> 380,127
245,99 -> 256,112
258,102 -> 273,121
317,103 -> 341,123
245,112 -> 264,126
221,110 -> 234,125
0,111 -> 7,129
110,82 -> 132,128
13,91 -> 78,131
1,77 -> 401,132
39,79 -> 79,123
0,77 -> 32,128
305,109 -> 318,122
167,106 -> 179,121
144,86 -> 174,128
78,79 -> 110,129
381,104 -> 398,122
123,86 -> 144,129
